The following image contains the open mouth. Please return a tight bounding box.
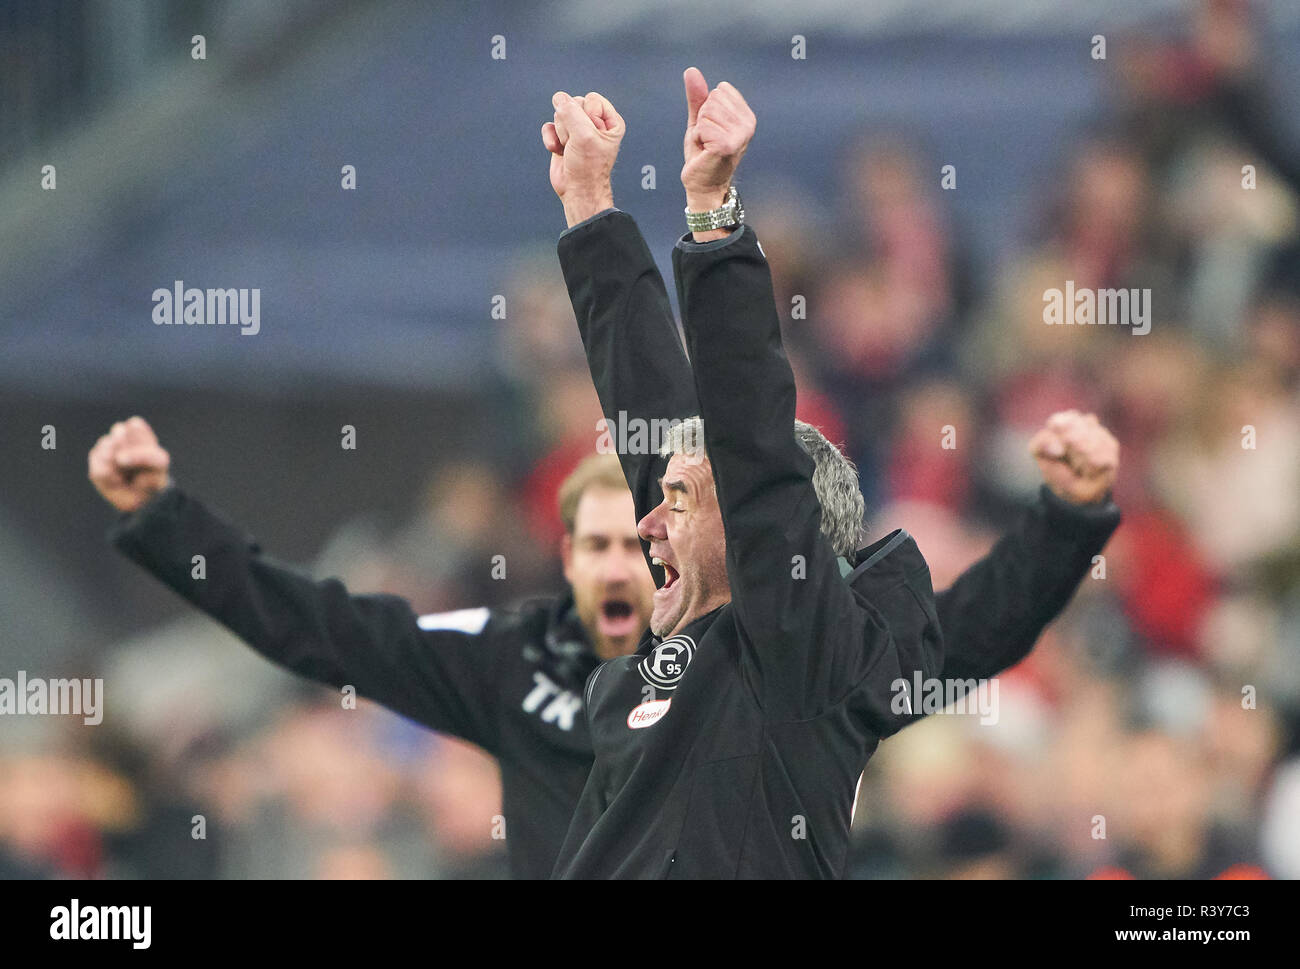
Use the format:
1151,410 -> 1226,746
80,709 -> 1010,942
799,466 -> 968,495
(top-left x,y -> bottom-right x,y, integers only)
602,599 -> 633,622
598,596 -> 640,637
652,557 -> 680,590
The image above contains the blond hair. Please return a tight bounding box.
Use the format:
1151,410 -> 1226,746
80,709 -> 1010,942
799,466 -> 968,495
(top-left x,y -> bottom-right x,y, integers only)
558,452 -> 631,534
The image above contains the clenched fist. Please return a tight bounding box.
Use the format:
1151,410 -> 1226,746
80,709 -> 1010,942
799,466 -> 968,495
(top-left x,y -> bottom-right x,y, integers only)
88,416 -> 171,513
1028,410 -> 1119,506
681,67 -> 756,224
541,91 -> 625,227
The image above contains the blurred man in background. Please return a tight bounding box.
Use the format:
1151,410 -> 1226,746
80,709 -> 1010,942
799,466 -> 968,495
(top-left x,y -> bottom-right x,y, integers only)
89,419 -> 650,879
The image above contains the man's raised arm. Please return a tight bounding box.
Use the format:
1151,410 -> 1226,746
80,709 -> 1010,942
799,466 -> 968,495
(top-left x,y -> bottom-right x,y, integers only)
670,75 -> 917,725
90,417 -> 507,753
543,91 -> 699,570
932,411 -> 1121,683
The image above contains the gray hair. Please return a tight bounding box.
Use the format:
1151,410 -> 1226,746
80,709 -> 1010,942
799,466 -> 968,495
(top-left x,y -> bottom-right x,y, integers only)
659,416 -> 864,556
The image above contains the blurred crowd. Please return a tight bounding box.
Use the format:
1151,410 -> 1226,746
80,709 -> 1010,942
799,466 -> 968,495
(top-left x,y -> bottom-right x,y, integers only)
2,2 -> 1298,879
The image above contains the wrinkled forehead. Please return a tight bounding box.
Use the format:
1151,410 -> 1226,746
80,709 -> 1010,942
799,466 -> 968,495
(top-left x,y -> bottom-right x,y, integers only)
663,451 -> 714,495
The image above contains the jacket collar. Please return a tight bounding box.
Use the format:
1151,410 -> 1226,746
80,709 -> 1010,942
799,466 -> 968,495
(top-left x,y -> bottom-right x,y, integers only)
533,592 -> 601,690
844,529 -> 924,585
636,602 -> 727,656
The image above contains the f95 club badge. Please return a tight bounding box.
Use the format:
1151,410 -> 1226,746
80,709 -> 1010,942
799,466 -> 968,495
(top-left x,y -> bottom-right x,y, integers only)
625,634 -> 695,729
637,635 -> 696,690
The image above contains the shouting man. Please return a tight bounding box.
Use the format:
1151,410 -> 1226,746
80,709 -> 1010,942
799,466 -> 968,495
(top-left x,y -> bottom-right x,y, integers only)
544,72 -> 1121,878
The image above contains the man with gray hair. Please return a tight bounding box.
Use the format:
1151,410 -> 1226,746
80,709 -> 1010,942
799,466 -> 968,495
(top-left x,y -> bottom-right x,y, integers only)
547,85 -> 1121,713
546,73 -> 947,879
661,416 -> 867,560
543,69 -> 1123,879
543,72 -> 1120,878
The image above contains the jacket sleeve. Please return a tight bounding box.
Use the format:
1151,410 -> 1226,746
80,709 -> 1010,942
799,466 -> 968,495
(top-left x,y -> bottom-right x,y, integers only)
934,485 -> 1121,682
673,225 -> 903,725
557,209 -> 700,580
108,485 -> 507,754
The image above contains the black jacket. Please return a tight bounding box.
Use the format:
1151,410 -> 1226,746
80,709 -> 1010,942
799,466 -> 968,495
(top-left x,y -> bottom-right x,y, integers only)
553,219 -> 948,878
556,209 -> 1120,691
109,486 -> 597,881
552,215 -> 1120,878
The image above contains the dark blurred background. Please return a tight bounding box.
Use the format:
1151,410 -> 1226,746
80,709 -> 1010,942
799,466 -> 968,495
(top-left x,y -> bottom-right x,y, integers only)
1,0 -> 1298,879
